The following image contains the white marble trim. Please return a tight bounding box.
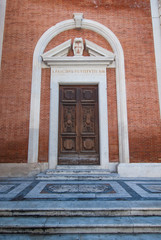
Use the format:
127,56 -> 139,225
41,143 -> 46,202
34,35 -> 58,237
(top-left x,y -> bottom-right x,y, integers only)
150,0 -> 161,117
28,16 -> 129,166
159,0 -> 161,24
118,163 -> 161,178
0,0 -> 6,69
49,66 -> 109,169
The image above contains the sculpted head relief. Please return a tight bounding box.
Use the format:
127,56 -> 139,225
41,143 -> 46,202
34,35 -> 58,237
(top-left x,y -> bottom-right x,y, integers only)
73,38 -> 84,56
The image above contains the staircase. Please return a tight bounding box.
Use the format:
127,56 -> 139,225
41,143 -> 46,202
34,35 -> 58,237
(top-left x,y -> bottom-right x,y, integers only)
0,170 -> 161,239
1,201 -> 161,238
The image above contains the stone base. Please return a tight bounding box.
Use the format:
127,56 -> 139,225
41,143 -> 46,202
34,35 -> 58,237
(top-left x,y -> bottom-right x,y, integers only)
2,162 -> 161,178
0,162 -> 117,178
118,163 -> 161,178
0,163 -> 48,177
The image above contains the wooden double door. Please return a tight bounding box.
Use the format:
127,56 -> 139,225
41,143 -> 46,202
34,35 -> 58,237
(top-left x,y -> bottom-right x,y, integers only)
58,85 -> 99,165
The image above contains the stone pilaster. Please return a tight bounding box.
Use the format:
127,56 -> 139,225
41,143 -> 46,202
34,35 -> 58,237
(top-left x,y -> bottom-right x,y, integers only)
0,0 -> 6,69
159,0 -> 161,25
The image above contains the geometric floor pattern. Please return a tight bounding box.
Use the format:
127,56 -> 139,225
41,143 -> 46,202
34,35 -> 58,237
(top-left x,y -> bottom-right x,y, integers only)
25,181 -> 131,200
125,181 -> 161,198
1,179 -> 161,201
0,181 -> 32,200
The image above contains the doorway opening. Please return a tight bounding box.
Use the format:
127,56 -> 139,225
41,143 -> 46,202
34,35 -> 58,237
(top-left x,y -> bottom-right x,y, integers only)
58,85 -> 99,165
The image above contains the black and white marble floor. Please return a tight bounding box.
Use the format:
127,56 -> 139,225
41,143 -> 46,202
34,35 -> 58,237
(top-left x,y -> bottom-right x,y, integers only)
1,178 -> 161,239
1,178 -> 161,201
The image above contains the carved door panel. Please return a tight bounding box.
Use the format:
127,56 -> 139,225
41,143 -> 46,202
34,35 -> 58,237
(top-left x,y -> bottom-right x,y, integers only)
58,85 -> 99,165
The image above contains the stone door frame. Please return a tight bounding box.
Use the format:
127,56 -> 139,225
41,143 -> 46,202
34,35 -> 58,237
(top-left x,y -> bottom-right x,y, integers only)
28,14 -> 130,166
49,66 -> 109,169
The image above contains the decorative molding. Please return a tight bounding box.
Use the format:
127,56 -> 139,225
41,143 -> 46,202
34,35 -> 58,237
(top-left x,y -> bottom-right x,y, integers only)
42,56 -> 114,66
41,39 -> 71,68
49,66 -> 109,169
73,37 -> 84,56
28,14 -> 129,166
41,39 -> 72,58
0,0 -> 6,69
85,39 -> 114,57
73,13 -> 84,28
42,38 -> 115,67
150,0 -> 161,117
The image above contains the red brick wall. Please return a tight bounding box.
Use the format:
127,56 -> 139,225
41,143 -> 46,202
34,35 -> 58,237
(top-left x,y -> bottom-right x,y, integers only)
0,0 -> 161,163
107,69 -> 119,162
38,69 -> 50,163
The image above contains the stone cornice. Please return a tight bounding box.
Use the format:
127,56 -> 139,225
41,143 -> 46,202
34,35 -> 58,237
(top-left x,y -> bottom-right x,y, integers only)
42,56 -> 114,66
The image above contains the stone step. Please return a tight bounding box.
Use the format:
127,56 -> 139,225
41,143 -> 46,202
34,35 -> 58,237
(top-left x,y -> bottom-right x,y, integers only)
1,234 -> 161,240
1,201 -> 161,217
36,172 -> 119,180
1,208 -> 161,217
0,216 -> 161,234
36,168 -> 119,180
46,169 -> 111,175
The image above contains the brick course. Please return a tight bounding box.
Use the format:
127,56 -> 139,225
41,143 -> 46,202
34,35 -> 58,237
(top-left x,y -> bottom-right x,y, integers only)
0,0 -> 161,163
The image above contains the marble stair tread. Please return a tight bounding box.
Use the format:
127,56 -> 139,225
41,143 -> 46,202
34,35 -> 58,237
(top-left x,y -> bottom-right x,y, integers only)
1,233 -> 161,240
46,169 -> 111,175
1,201 -> 161,217
1,216 -> 161,234
36,172 -> 119,180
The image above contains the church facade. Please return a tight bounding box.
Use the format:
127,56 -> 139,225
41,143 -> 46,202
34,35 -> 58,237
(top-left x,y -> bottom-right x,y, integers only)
0,0 -> 161,177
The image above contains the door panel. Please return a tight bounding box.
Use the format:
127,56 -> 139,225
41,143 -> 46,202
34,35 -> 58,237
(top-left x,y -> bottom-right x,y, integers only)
58,85 -> 99,165
62,105 -> 76,134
